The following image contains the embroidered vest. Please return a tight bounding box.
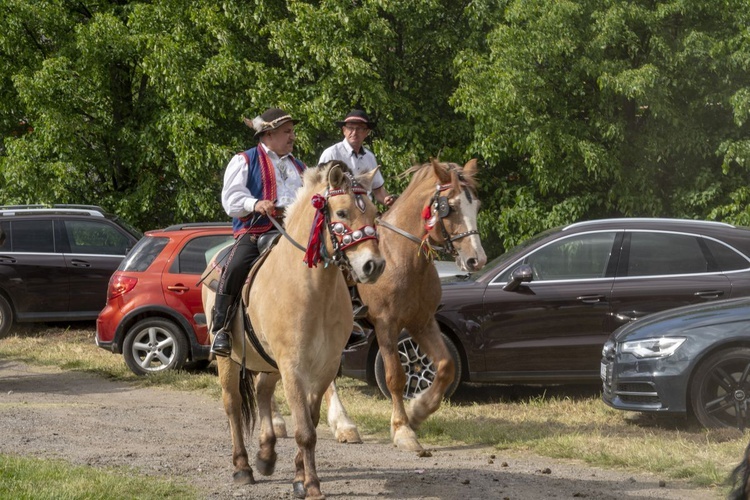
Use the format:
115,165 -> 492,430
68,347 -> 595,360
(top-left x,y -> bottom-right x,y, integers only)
233,146 -> 306,236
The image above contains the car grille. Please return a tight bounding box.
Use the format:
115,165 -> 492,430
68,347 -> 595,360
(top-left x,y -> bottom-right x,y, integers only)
615,382 -> 660,405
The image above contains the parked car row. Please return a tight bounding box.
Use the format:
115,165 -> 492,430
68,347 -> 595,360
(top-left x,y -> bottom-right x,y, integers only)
6,208 -> 750,429
341,218 -> 750,417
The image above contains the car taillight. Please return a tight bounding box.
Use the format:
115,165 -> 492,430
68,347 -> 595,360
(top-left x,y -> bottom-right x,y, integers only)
108,275 -> 138,300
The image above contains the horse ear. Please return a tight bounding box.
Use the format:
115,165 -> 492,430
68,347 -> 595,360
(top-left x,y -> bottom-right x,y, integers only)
430,157 -> 451,184
357,166 -> 379,192
328,162 -> 346,189
463,159 -> 478,179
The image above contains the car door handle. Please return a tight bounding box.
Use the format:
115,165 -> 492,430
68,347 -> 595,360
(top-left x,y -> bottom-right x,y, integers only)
0,256 -> 16,264
70,259 -> 91,268
577,294 -> 606,304
694,290 -> 725,299
167,285 -> 190,293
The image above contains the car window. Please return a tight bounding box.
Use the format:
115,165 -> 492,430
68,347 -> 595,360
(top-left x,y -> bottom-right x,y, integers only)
119,236 -> 169,272
64,220 -> 132,255
523,232 -> 616,281
9,220 -> 55,252
703,238 -> 750,272
625,232 -> 709,276
171,235 -> 234,275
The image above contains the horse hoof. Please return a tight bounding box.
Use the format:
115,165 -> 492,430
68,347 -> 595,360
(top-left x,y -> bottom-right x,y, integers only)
255,454 -> 276,476
292,480 -> 306,498
393,427 -> 423,452
335,425 -> 362,444
232,469 -> 255,485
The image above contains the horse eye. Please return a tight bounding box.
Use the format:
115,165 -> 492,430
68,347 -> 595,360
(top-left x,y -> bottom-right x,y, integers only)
336,210 -> 348,218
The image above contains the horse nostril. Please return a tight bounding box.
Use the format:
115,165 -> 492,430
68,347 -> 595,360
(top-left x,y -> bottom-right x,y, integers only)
467,258 -> 477,271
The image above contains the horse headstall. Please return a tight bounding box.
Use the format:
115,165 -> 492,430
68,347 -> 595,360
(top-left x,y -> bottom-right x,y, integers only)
423,182 -> 479,256
304,178 -> 379,269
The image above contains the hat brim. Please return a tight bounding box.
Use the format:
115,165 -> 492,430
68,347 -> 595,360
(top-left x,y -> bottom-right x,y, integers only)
244,116 -> 298,137
336,120 -> 376,129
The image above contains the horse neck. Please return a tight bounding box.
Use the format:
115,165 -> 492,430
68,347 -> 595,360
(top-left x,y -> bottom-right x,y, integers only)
379,177 -> 436,264
277,188 -> 339,282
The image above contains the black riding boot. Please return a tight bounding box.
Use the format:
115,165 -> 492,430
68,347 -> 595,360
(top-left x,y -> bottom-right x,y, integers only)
210,293 -> 234,357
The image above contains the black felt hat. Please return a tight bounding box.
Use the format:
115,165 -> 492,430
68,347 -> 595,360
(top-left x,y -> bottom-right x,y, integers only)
335,109 -> 376,129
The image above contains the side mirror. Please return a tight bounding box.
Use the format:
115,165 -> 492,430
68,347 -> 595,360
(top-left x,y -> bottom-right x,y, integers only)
503,264 -> 533,291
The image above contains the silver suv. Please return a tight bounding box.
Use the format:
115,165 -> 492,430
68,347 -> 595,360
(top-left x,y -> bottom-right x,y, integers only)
0,205 -> 142,337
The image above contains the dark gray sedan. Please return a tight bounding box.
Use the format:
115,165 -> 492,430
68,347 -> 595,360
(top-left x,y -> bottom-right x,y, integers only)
601,297 -> 750,429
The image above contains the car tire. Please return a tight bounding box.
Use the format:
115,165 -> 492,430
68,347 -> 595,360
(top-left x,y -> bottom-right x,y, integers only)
374,330 -> 461,400
0,295 -> 13,339
122,318 -> 189,376
690,347 -> 750,429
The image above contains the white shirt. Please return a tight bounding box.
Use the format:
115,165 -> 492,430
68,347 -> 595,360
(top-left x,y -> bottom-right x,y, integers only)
318,139 -> 385,191
221,143 -> 304,218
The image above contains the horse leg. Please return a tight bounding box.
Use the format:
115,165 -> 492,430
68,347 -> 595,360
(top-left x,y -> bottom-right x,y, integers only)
271,393 -> 288,438
376,325 -> 423,452
216,355 -> 255,485
255,372 -> 281,476
325,381 -> 362,443
284,380 -> 324,500
406,320 -> 455,430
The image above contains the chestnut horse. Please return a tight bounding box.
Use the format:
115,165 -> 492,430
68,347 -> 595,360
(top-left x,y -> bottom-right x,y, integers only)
322,158 -> 487,451
202,161 -> 385,499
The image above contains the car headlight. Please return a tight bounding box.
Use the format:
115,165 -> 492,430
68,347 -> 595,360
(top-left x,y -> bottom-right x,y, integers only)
620,337 -> 686,359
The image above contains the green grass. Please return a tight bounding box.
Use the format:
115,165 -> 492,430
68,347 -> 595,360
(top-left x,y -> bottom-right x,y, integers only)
0,454 -> 196,499
1,323 -> 747,495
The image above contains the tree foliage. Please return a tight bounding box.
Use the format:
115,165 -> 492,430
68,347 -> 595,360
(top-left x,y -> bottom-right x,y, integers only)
2,0 -> 750,258
454,0 -> 750,249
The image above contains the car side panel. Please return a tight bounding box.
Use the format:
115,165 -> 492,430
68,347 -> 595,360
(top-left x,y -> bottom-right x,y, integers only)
479,278 -> 615,376
0,253 -> 70,317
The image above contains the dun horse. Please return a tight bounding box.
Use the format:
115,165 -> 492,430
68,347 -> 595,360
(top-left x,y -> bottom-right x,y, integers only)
202,161 -> 385,499
323,158 -> 487,450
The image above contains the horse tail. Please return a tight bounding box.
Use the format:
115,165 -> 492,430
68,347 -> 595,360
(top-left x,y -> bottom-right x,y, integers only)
239,368 -> 257,435
729,440 -> 750,500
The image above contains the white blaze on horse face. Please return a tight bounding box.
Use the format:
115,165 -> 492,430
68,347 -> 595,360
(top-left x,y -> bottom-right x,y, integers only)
455,189 -> 487,272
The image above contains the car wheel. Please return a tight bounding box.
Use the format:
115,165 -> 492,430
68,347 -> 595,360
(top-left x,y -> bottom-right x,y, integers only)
690,347 -> 750,429
374,331 -> 461,400
122,318 -> 189,376
0,295 -> 13,339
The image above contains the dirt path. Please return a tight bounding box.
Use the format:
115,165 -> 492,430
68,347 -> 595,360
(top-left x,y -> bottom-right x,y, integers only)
0,359 -> 724,499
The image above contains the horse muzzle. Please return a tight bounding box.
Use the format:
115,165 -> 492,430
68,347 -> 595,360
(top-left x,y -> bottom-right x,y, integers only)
349,253 -> 386,284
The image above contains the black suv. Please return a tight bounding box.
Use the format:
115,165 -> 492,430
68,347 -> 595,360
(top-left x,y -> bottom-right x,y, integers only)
0,205 -> 142,337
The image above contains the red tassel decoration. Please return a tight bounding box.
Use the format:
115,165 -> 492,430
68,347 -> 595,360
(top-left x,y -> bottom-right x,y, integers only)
304,194 -> 327,267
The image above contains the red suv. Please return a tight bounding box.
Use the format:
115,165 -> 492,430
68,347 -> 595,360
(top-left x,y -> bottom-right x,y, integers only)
96,223 -> 234,375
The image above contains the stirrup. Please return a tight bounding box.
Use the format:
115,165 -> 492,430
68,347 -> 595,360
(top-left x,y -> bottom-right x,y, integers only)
210,330 -> 232,357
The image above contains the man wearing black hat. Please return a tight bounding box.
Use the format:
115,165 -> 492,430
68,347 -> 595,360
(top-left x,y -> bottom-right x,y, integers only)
210,107 -> 307,357
319,109 -> 395,207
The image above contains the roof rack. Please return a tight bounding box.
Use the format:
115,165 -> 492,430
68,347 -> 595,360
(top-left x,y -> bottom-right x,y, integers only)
563,217 -> 735,231
161,222 -> 233,232
0,204 -> 109,217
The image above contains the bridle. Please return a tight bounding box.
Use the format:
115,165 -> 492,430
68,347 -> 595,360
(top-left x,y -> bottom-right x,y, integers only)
378,175 -> 478,258
266,174 -> 378,273
425,180 -> 480,256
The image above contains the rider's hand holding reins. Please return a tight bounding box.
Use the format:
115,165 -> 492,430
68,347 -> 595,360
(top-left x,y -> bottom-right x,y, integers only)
255,199 -> 276,217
